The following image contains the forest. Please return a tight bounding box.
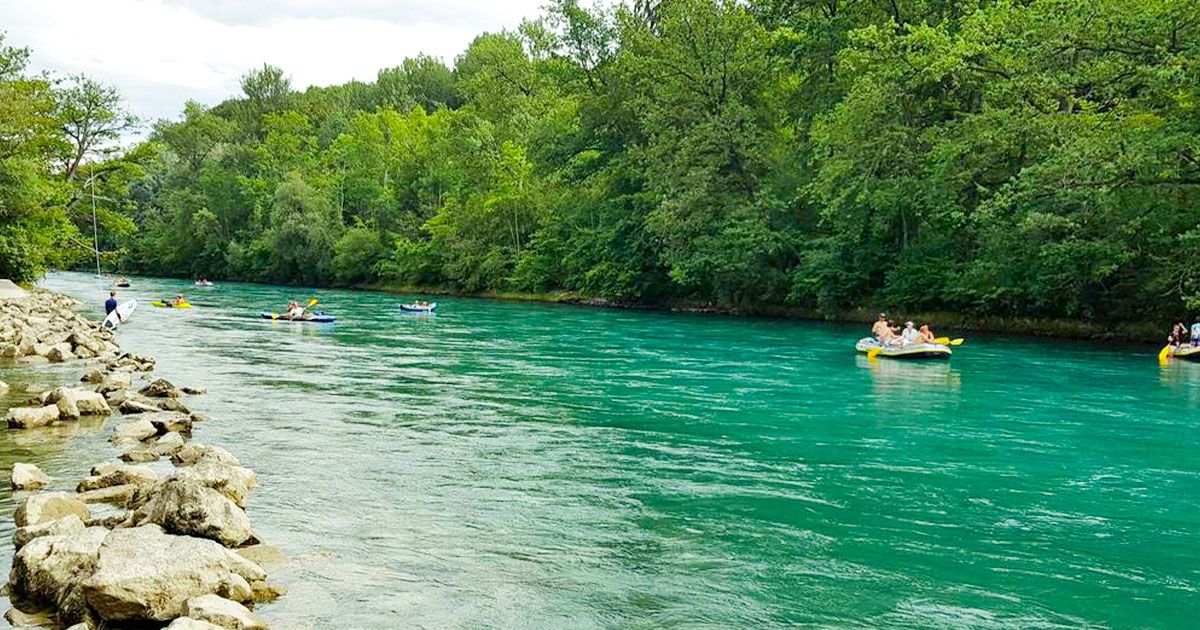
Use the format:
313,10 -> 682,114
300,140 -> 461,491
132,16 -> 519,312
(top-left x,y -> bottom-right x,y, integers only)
3,0 -> 1200,323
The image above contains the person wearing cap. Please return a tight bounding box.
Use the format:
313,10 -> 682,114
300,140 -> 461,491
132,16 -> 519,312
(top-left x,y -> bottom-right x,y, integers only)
871,313 -> 898,344
900,321 -> 919,345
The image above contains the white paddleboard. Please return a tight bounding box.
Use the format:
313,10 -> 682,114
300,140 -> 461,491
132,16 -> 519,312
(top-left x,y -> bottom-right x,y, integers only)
102,300 -> 137,330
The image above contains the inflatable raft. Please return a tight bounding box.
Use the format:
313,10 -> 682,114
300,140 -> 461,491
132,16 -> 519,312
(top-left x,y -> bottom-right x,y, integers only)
259,312 -> 336,323
1170,345 -> 1200,361
399,302 -> 436,313
856,337 -> 952,360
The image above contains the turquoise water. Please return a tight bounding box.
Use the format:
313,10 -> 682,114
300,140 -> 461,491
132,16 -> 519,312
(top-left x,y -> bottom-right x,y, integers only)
2,271 -> 1198,628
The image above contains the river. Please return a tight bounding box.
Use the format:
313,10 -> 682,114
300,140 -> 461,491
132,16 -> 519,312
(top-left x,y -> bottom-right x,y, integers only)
1,271 -> 1197,628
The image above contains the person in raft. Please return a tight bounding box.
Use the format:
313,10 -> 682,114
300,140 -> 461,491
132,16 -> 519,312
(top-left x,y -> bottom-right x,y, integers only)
1167,322 -> 1187,348
871,313 -> 900,345
917,324 -> 938,344
1191,319 -> 1200,347
283,300 -> 309,320
900,321 -> 920,345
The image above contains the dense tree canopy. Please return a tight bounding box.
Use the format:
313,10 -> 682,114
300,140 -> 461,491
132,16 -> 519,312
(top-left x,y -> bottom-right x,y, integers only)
20,0 -> 1200,322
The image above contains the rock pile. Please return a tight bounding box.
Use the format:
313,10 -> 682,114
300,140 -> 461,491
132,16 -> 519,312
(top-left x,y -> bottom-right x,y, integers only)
1,289 -> 284,629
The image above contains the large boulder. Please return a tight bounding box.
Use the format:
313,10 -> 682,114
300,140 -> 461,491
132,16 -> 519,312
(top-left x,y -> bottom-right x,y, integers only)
14,492 -> 91,527
139,378 -> 181,398
50,387 -> 111,419
126,479 -> 256,548
110,418 -> 157,444
172,460 -> 257,507
7,404 -> 61,429
184,594 -> 267,630
13,514 -> 87,550
9,526 -> 108,623
81,525 -> 266,622
11,462 -> 50,490
78,463 -> 159,491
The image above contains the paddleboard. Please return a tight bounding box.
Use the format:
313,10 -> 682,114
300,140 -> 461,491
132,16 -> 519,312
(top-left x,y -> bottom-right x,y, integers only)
102,300 -> 137,330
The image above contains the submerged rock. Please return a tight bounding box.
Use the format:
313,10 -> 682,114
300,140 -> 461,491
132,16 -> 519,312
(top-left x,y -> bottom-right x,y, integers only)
11,462 -> 50,490
184,594 -> 267,630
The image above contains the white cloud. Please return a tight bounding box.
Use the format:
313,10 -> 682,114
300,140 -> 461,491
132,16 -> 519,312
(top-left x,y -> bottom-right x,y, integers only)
0,0 -> 544,125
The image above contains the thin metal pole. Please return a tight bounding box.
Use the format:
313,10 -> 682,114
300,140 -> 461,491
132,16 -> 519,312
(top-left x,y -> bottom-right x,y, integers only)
92,173 -> 101,278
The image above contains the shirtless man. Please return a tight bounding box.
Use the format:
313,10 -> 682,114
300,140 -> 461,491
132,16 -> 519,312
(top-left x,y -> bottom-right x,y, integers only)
871,313 -> 899,344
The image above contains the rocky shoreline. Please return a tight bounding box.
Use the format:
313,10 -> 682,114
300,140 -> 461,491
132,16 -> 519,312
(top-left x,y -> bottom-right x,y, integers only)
0,289 -> 283,629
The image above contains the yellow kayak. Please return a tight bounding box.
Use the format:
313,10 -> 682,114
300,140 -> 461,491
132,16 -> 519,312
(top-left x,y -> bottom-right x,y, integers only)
150,301 -> 193,309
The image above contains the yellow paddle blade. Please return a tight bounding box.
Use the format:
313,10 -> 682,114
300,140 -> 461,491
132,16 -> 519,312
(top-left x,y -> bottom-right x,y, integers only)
934,337 -> 950,344
867,347 -> 882,360
308,297 -> 319,307
949,338 -> 965,346
1158,345 -> 1173,362
271,312 -> 280,320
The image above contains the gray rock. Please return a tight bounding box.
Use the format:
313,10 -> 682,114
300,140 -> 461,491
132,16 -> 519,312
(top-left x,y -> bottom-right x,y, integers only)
150,431 -> 187,456
46,342 -> 76,363
14,492 -> 91,527
184,594 -> 267,630
11,462 -> 50,490
118,398 -> 160,415
181,386 -> 208,395
110,419 -> 157,443
81,368 -> 106,384
157,397 -> 192,414
9,526 -> 108,623
139,378 -> 181,398
13,514 -> 87,550
166,618 -> 225,629
171,444 -> 240,468
172,460 -> 258,507
144,411 -> 193,434
77,484 -> 137,506
4,607 -> 55,628
51,387 -> 111,419
96,370 -> 132,394
118,449 -> 160,463
7,404 -> 61,429
81,525 -> 265,622
78,463 -> 159,491
127,478 -> 256,548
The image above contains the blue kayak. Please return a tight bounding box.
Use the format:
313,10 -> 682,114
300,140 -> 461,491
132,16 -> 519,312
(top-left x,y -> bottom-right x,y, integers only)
259,311 -> 336,323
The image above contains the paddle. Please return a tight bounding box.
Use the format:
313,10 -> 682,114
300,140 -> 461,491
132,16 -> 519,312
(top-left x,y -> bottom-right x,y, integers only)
934,337 -> 965,346
1159,345 -> 1173,363
867,347 -> 882,360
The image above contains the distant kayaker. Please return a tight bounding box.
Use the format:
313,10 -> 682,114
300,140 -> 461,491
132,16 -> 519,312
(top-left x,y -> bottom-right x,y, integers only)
173,294 -> 186,306
105,291 -> 118,316
284,300 -> 308,320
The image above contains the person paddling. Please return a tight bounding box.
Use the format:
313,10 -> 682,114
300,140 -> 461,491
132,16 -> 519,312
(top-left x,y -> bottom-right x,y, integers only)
917,324 -> 937,344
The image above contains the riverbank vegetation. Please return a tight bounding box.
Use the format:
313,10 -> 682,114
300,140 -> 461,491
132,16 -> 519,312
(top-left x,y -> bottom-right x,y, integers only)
6,0 -> 1200,324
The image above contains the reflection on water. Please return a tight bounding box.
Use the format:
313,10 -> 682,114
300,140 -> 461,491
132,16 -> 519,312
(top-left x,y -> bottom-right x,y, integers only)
0,272 -> 1195,629
1159,360 -> 1200,405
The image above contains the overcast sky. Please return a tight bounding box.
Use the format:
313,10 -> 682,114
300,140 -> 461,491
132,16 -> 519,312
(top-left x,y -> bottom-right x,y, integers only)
1,0 -> 545,126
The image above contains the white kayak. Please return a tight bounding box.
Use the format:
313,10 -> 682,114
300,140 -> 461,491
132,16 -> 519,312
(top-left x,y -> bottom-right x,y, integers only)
856,337 -> 951,360
102,300 -> 137,330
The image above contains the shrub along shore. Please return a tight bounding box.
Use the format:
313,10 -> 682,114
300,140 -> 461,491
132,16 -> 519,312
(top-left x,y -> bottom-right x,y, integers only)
0,289 -> 284,629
